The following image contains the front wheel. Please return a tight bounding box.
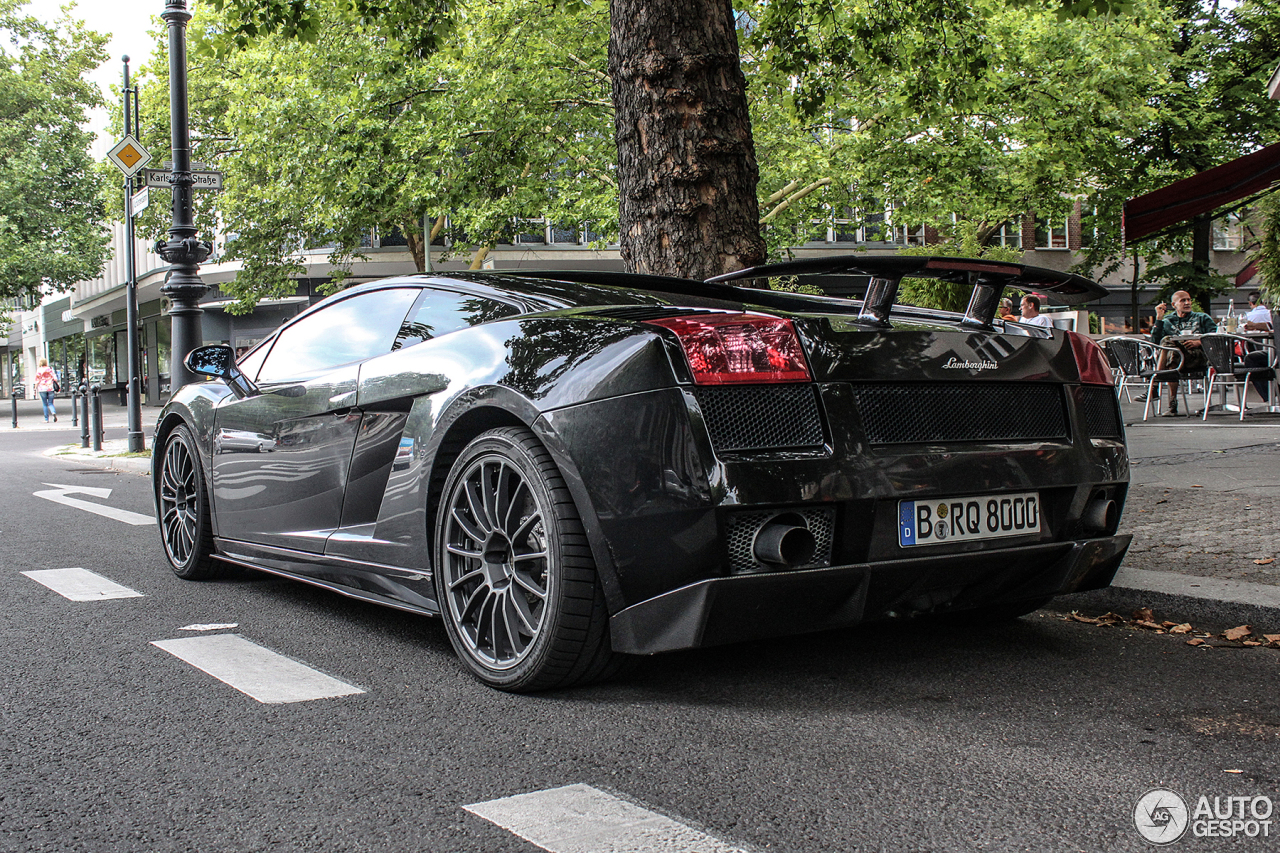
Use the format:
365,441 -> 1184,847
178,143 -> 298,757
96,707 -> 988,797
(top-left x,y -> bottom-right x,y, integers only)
157,424 -> 226,580
434,427 -> 623,692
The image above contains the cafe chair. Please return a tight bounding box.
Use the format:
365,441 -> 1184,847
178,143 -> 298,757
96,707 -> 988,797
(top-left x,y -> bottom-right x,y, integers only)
1198,333 -> 1276,421
1100,336 -> 1189,420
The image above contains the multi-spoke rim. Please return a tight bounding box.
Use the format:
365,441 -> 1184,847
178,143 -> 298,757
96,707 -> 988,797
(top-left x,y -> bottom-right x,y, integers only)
442,454 -> 550,670
159,433 -> 200,567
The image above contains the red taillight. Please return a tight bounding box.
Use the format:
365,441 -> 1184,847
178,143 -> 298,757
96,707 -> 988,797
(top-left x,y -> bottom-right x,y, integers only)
647,313 -> 812,385
1066,331 -> 1113,386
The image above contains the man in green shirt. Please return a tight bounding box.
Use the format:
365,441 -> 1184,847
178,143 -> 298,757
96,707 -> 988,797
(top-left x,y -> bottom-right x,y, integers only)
1149,291 -> 1215,416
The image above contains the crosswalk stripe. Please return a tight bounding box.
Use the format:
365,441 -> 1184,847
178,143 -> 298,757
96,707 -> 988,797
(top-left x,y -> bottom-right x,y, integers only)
21,568 -> 144,601
463,784 -> 750,853
151,634 -> 365,704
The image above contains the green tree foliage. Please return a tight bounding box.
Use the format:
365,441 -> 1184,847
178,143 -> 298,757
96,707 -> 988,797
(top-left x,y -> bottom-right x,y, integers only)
1082,0 -> 1280,305
0,0 -> 109,300
746,0 -> 1180,258
1257,192 -> 1280,303
896,223 -> 1024,312
133,0 -> 616,312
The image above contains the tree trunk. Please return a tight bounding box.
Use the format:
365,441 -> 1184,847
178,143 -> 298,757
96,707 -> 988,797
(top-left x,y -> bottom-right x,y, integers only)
608,0 -> 765,280
1191,213 -> 1212,308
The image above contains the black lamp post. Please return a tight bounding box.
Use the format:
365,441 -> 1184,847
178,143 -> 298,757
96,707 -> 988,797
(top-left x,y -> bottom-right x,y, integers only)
156,0 -> 211,392
122,56 -> 145,453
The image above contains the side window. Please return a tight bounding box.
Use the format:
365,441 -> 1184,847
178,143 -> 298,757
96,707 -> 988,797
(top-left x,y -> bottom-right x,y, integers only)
235,340 -> 270,381
392,290 -> 518,350
257,288 -> 418,382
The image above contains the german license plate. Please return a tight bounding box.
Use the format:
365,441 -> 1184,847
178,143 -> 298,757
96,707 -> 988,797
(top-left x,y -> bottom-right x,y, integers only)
898,492 -> 1040,547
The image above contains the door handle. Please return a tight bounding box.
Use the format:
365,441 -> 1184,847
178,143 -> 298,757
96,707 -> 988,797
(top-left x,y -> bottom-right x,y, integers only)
329,390 -> 357,408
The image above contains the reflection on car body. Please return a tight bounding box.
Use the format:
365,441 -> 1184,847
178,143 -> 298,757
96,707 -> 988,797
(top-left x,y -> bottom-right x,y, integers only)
152,258 -> 1130,692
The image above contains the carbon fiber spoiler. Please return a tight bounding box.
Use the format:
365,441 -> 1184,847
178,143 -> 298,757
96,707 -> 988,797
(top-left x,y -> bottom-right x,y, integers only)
708,255 -> 1106,329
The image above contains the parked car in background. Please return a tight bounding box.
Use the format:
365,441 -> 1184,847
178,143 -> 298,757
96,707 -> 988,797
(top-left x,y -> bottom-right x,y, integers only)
152,257 -> 1130,691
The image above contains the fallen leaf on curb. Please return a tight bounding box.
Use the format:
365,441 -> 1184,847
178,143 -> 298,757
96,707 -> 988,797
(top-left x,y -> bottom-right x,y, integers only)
1169,623 -> 1193,634
1254,558 -> 1275,565
1133,607 -> 1155,622
1244,640 -> 1264,647
1187,638 -> 1205,646
1136,620 -> 1163,630
1223,625 -> 1252,641
1192,484 -> 1203,488
1225,769 -> 1244,774
1264,634 -> 1280,645
1070,614 -> 1103,625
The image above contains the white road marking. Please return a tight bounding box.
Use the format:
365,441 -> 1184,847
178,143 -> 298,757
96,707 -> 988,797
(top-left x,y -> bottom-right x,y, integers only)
21,568 -> 144,601
463,784 -> 750,853
179,623 -> 239,631
150,634 -> 365,704
34,483 -> 154,526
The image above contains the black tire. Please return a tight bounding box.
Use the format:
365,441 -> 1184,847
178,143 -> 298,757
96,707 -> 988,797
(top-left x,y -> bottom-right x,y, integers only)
157,424 -> 224,580
434,427 -> 623,692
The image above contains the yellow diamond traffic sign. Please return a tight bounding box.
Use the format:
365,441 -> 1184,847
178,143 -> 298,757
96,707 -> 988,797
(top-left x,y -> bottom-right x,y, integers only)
107,135 -> 152,177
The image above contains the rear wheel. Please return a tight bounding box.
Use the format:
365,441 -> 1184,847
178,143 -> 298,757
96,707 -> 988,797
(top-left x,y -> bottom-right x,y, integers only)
434,427 -> 622,692
158,424 -> 225,580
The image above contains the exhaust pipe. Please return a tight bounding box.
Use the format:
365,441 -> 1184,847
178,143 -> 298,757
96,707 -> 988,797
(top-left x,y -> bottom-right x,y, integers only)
1082,497 -> 1117,533
753,513 -> 817,569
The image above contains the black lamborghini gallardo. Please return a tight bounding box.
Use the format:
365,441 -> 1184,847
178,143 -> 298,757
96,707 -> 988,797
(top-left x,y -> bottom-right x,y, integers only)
153,256 -> 1130,691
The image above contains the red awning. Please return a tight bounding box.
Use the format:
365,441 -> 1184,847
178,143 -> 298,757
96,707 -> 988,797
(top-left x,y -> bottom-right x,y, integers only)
1123,142 -> 1280,243
1236,259 -> 1259,287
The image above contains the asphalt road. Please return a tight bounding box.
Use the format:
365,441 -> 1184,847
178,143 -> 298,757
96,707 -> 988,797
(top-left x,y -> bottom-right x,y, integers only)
2,427 -> 1278,852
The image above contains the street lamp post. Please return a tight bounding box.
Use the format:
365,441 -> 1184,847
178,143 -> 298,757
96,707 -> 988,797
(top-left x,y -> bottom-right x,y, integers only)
122,56 -> 145,453
156,0 -> 210,392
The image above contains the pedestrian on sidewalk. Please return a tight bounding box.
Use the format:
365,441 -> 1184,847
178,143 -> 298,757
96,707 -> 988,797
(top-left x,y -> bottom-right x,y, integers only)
34,358 -> 59,423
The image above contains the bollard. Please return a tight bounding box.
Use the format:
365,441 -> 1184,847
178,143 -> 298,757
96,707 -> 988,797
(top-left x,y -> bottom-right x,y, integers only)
10,387 -> 17,429
71,388 -> 80,427
90,384 -> 103,452
79,383 -> 90,448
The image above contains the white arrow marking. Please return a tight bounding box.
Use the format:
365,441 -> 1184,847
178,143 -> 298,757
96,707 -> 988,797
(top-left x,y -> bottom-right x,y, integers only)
34,483 -> 154,526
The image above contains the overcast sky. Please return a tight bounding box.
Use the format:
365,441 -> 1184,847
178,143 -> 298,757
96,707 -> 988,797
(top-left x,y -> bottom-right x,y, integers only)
23,0 -> 167,157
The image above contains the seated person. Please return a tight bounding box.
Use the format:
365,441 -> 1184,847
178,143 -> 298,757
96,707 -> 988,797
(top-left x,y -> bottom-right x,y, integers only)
998,298 -> 1015,322
1018,295 -> 1052,328
1149,290 -> 1215,416
1242,290 -> 1273,333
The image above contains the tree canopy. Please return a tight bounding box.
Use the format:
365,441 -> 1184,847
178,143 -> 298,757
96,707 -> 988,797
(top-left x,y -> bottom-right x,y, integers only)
124,0 -> 1280,305
0,0 -> 108,302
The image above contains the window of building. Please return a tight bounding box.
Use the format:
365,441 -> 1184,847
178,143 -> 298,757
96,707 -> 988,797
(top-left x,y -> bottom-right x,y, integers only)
1212,214 -> 1243,251
1034,219 -> 1067,249
256,288 -> 418,382
991,221 -> 1022,248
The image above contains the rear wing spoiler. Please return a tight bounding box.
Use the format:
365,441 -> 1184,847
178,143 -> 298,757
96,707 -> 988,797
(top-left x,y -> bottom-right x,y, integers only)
707,255 -> 1106,329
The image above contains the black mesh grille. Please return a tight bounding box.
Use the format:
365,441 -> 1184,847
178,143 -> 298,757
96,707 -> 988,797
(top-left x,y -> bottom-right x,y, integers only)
725,508 -> 835,574
694,384 -> 825,451
1078,386 -> 1123,438
850,382 -> 1068,444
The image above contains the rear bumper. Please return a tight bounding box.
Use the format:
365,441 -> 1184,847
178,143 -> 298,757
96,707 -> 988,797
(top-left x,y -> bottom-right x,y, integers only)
609,534 -> 1130,654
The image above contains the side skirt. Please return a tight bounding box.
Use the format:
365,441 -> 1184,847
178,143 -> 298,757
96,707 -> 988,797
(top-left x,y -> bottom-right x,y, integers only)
212,539 -> 440,618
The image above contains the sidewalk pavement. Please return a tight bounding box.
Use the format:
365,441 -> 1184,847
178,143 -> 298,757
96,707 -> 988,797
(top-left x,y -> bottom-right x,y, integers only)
21,389 -> 1280,632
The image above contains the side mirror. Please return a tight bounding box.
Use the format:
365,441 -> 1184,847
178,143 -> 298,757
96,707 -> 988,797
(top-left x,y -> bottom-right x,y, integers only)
185,345 -> 259,399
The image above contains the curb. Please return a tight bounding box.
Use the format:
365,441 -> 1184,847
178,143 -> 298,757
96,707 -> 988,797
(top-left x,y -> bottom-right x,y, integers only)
1053,568 -> 1280,632
42,442 -> 152,476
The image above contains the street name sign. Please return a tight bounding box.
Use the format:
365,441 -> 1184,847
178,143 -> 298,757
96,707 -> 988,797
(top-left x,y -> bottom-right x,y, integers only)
144,169 -> 225,190
130,187 -> 150,216
106,135 -> 151,177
